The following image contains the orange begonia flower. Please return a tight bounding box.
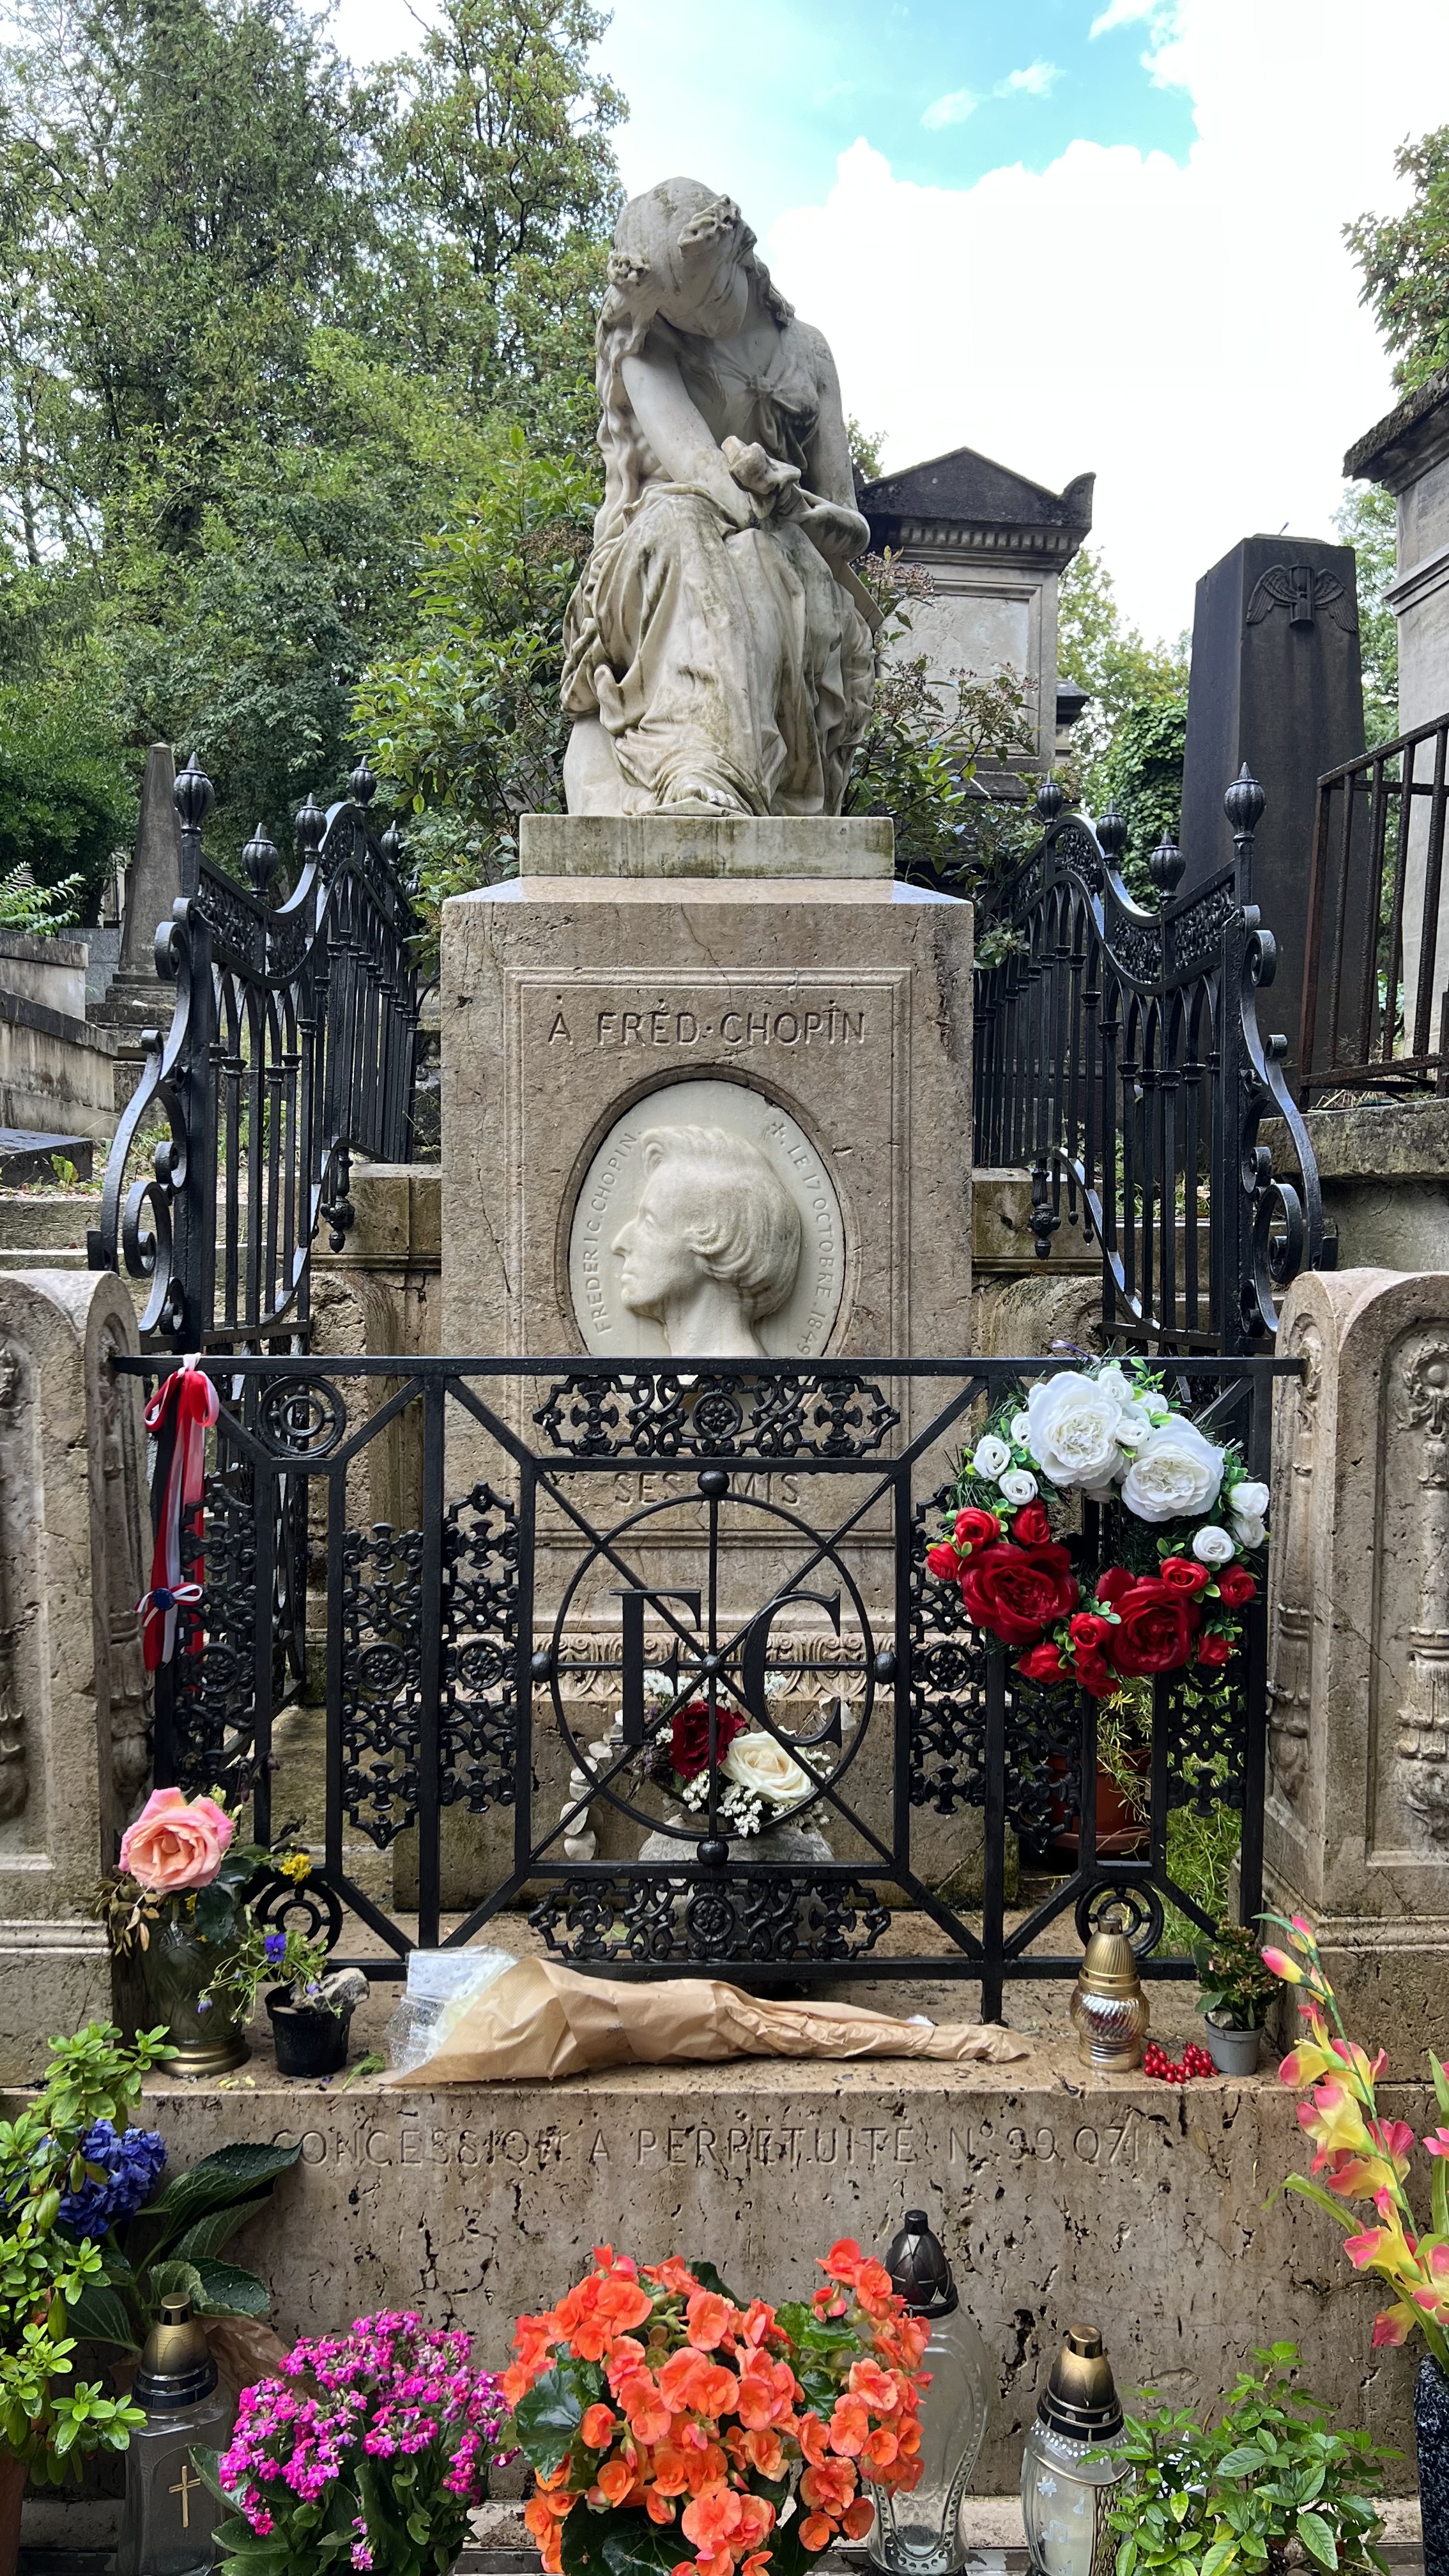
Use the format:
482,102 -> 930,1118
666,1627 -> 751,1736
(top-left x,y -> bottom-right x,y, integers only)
581,2404 -> 618,2450
847,2357 -> 901,2413
650,2444 -> 691,2496
737,2356 -> 797,2429
597,2460 -> 635,2507
864,2425 -> 901,2471
827,2396 -> 870,2457
801,2457 -> 859,2516
645,2257 -> 700,2296
843,2499 -> 877,2539
686,2289 -> 737,2349
797,2412 -> 829,2465
646,2490 -> 678,2526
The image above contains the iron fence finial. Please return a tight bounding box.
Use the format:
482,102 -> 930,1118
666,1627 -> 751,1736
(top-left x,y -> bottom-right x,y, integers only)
1149,831 -> 1185,902
1035,776 -> 1065,827
242,822 -> 279,894
1096,804 -> 1127,867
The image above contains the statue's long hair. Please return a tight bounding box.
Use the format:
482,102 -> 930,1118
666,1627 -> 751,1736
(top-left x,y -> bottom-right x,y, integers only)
592,180 -> 793,537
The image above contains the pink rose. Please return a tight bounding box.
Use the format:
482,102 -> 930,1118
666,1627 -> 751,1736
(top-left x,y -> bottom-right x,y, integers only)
119,1787 -> 234,1892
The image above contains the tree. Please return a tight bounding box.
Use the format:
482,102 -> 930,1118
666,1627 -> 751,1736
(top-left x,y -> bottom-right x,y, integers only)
1096,698 -> 1188,899
1346,125 -> 1449,393
1057,544 -> 1189,809
1336,483 -> 1398,747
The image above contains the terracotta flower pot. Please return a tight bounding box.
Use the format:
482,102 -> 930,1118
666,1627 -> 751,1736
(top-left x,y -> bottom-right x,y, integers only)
1046,1749 -> 1149,1860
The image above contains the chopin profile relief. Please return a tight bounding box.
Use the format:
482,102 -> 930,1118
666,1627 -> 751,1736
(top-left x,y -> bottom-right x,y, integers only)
611,1126 -> 802,1358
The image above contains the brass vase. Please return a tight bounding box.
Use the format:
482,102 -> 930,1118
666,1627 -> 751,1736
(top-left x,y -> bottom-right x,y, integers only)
140,1904 -> 249,2077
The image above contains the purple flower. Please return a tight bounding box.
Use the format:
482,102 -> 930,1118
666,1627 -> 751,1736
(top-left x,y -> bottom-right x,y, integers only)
264,1931 -> 288,1963
58,2121 -> 166,2235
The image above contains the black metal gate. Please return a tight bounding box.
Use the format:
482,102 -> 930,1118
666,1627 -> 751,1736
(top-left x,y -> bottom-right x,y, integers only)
117,1352 -> 1292,2014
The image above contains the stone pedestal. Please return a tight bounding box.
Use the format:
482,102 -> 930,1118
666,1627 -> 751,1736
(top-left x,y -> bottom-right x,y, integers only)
0,1271 -> 150,2073
1265,1266 -> 1449,2053
91,741 -> 184,1033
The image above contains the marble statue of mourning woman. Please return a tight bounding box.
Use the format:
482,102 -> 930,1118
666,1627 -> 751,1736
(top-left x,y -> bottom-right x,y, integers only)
561,177 -> 878,819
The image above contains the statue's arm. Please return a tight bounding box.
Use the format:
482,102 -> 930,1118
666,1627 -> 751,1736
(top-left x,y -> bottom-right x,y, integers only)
799,327 -> 870,567
620,346 -> 755,528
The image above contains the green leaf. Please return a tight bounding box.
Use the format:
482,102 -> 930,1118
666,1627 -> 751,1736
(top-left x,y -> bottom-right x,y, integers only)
194,2261 -> 271,2319
687,2258 -> 744,2307
1216,2444 -> 1268,2476
513,2362 -> 601,2476
65,2281 -> 136,2349
1295,2511 -> 1338,2570
150,2258 -> 204,2312
141,2142 -> 301,2230
169,2195 -> 275,2266
1202,2543 -> 1239,2576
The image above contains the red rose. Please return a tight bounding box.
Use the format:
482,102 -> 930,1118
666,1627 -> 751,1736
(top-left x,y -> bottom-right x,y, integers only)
960,1542 -> 1079,1648
1011,1501 -> 1053,1548
1159,1556 -> 1211,1595
1096,1565 -> 1136,1607
1018,1641 -> 1068,1684
926,1542 -> 964,1583
1215,1565 -> 1257,1609
1108,1577 -> 1201,1677
954,1506 -> 1002,1555
1069,1611 -> 1115,1650
1196,1631 -> 1233,1668
670,1700 -> 748,1782
1073,1648 -> 1119,1701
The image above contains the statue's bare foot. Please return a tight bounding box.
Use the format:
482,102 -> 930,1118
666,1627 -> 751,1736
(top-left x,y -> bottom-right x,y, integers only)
662,776 -> 747,815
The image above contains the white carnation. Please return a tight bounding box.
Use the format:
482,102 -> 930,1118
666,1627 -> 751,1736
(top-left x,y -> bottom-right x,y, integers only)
1025,1373 -> 1126,1490
1230,1480 -> 1269,1522
1192,1524 -> 1236,1566
999,1468 -> 1038,1506
972,1434 -> 1012,1479
1120,1420 -> 1225,1524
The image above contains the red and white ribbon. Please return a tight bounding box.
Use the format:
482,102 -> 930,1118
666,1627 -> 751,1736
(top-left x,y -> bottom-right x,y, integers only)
137,1358 -> 218,1670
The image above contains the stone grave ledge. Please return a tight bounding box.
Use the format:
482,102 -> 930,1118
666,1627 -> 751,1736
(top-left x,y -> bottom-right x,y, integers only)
127,1963 -> 1424,2499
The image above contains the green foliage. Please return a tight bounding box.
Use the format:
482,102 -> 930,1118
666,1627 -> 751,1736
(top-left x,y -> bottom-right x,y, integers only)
0,2023 -> 178,2480
843,555 -> 1039,894
1346,125 -> 1449,393
513,2357 -> 602,2477
1058,544 -> 1189,808
846,418 -> 885,482
1098,696 -> 1190,902
66,2138 -> 302,2359
1107,2344 -> 1389,2574
1336,484 -> 1399,747
1195,1919 -> 1278,2032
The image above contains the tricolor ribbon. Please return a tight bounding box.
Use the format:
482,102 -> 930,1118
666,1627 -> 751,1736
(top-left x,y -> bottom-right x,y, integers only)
138,1358 -> 218,1671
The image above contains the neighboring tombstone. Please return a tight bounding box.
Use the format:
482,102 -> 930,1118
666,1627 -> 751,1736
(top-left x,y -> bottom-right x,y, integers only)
1345,364 -> 1449,1028
1179,536 -> 1367,1076
859,447 -> 1094,779
91,742 -> 184,1031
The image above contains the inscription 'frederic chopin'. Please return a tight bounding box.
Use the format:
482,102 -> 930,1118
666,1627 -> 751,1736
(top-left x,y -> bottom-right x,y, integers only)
544,1004 -> 868,1049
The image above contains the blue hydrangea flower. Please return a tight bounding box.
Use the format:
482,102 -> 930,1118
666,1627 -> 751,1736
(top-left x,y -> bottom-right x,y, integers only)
264,1931 -> 288,1963
58,2120 -> 167,2235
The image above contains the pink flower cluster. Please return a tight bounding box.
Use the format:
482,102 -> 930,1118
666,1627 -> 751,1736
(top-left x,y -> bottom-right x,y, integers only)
219,2310 -> 512,2569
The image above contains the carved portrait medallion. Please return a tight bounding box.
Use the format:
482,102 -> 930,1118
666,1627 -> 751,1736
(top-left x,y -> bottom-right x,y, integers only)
568,1078 -> 846,1360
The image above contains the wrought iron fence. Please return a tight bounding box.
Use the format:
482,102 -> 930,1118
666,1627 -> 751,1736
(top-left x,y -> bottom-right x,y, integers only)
114,1351 -> 1291,2014
973,777 -> 1326,1353
89,756 -> 423,1349
1298,712 -> 1449,1099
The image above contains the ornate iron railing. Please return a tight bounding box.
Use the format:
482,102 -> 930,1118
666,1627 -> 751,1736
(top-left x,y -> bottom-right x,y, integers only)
89,756 -> 422,1349
1298,711 -> 1449,1098
113,1351 -> 1291,2012
973,777 -> 1326,1353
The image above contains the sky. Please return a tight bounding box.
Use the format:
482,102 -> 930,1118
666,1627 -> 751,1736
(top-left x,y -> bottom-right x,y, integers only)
332,0 -> 1449,646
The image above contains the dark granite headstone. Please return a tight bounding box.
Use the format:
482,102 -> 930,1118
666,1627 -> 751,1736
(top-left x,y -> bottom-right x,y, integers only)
1179,535 -> 1366,1072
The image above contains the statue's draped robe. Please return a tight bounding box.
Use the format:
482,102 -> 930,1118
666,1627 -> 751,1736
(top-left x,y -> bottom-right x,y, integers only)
562,322 -> 873,816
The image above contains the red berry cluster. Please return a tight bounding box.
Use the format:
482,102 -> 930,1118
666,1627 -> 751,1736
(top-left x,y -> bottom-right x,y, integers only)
1142,2039 -> 1216,2084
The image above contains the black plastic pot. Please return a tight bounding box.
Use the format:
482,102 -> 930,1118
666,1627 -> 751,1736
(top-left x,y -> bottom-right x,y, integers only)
1418,2351 -> 1449,2576
266,1986 -> 351,2078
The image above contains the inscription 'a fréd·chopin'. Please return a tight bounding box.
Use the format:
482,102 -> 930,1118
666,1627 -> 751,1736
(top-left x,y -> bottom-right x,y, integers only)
542,1004 -> 869,1050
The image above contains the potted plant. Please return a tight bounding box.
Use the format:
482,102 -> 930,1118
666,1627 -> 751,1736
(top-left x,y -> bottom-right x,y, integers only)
199,1916 -> 366,2080
505,2238 -> 928,2576
100,1790 -> 320,2077
203,2310 -> 512,2573
0,2023 -> 180,2576
1268,1911 -> 1449,2575
1106,2340 -> 1388,2572
1194,1917 -> 1278,2074
0,2018 -> 301,2405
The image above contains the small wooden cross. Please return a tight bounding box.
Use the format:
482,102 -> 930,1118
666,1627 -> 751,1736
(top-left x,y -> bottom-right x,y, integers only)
169,2462 -> 202,2529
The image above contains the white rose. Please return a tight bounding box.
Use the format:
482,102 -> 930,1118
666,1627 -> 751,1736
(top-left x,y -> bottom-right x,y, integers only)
1119,1420 -> 1225,1523
721,1731 -> 811,1809
1010,1413 -> 1032,1444
1192,1525 -> 1236,1566
1232,1513 -> 1266,1552
1094,1364 -> 1134,1407
972,1434 -> 1012,1480
999,1467 -> 1038,1506
1230,1480 -> 1269,1522
1025,1374 -> 1126,1490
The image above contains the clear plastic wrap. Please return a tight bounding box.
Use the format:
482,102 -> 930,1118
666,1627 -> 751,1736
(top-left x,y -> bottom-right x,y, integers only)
382,1947 -> 516,2076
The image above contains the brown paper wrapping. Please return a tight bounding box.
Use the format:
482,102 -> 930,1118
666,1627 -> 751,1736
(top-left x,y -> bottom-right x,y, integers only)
390,1956 -> 1029,2086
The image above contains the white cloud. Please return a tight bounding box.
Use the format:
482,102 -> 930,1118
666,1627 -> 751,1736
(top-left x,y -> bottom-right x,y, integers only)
1089,0 -> 1167,34
767,0 -> 1449,645
921,88 -> 978,131
999,60 -> 1062,98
